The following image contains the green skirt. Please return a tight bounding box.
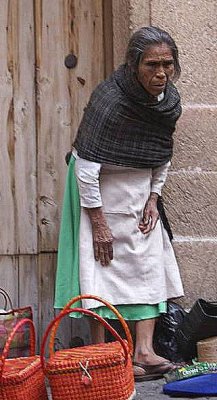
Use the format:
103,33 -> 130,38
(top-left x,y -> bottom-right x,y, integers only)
54,156 -> 167,320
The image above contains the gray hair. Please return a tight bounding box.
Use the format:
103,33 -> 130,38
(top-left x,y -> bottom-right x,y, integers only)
125,26 -> 181,81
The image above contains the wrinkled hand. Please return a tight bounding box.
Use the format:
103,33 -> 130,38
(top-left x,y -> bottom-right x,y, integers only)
86,208 -> 113,266
139,193 -> 159,234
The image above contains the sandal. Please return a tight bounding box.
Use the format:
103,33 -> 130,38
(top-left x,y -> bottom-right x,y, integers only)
133,361 -> 178,382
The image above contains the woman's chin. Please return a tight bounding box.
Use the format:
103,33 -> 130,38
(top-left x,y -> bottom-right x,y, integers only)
150,85 -> 166,96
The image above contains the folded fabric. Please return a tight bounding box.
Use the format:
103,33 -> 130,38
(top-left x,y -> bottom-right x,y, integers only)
163,373 -> 217,396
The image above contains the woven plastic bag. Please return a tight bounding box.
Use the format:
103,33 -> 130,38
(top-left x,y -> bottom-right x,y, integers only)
0,318 -> 48,400
0,287 -> 33,358
41,294 -> 136,400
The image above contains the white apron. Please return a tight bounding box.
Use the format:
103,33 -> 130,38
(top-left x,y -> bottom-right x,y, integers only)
79,164 -> 184,309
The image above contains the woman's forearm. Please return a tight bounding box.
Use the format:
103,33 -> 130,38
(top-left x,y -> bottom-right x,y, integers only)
151,161 -> 171,195
86,207 -> 107,227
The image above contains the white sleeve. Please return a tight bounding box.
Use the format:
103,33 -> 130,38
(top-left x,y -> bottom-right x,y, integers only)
151,161 -> 171,195
74,157 -> 102,208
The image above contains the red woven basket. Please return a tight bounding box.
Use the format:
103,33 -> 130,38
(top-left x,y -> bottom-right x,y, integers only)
0,318 -> 48,400
41,294 -> 136,400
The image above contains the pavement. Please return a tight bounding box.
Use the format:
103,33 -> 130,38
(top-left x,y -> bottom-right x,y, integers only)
47,379 -> 217,399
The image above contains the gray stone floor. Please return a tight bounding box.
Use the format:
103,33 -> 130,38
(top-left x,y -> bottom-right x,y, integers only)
47,379 -> 217,399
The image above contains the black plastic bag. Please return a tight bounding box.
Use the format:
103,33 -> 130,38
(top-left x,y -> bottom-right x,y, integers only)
153,301 -> 187,363
176,299 -> 217,361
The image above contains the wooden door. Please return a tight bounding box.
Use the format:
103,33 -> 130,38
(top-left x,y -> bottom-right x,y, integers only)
0,0 -> 113,347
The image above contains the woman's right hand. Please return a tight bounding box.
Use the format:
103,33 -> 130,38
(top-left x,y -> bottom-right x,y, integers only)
86,207 -> 113,266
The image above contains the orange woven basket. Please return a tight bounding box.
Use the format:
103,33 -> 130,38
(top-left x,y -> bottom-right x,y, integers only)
0,318 -> 48,400
41,294 -> 136,400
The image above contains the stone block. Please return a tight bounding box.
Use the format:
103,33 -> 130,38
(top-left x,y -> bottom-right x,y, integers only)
163,172 -> 217,236
173,241 -> 217,309
172,107 -> 217,172
112,0 -> 151,66
128,0 -> 150,32
151,0 -> 217,104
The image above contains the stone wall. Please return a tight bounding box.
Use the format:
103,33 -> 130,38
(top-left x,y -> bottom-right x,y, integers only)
112,0 -> 217,307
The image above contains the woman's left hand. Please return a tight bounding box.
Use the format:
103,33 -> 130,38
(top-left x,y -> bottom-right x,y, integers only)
139,192 -> 159,234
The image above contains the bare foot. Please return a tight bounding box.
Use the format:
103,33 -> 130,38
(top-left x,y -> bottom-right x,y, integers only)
134,351 -> 169,365
133,350 -> 174,377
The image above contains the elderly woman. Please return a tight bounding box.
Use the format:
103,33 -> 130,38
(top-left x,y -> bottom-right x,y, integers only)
55,26 -> 184,381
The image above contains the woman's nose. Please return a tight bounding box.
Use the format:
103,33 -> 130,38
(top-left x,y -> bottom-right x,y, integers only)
156,66 -> 166,77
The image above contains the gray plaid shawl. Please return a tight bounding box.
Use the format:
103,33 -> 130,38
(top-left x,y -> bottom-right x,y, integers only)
74,64 -> 181,168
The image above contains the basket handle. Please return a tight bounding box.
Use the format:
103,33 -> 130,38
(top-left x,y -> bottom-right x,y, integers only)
51,294 -> 133,356
0,288 -> 13,311
41,307 -> 130,372
0,318 -> 35,379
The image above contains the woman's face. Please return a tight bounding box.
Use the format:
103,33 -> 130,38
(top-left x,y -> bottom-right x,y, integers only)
137,43 -> 175,97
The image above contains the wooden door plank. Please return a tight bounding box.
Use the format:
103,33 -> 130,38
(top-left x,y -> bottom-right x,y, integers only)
12,0 -> 37,254
18,255 -> 39,348
0,1 -> 16,254
36,0 -> 104,252
37,253 -> 56,349
0,1 -> 37,254
103,0 -> 114,77
38,252 -> 75,352
0,256 -> 19,308
35,0 -> 74,252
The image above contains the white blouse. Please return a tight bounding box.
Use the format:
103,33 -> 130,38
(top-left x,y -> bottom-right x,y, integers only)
73,148 -> 170,208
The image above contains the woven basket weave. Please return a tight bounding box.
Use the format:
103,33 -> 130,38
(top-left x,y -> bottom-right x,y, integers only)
197,336 -> 217,362
41,295 -> 135,400
0,318 -> 48,400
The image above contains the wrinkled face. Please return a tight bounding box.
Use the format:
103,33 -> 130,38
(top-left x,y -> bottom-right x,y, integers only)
137,43 -> 175,97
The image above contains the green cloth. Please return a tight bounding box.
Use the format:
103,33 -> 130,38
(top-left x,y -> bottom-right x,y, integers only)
90,302 -> 167,320
54,156 -> 81,310
54,156 -> 167,319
